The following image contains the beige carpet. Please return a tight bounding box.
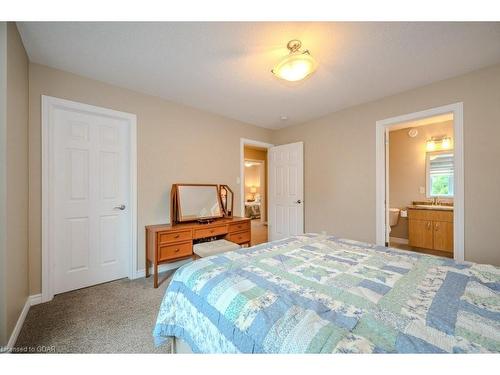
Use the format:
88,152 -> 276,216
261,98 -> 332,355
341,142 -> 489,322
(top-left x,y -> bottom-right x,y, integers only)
14,272 -> 174,353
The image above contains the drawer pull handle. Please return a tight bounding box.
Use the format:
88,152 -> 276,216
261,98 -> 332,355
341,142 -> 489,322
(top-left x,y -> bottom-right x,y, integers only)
174,234 -> 180,239
174,248 -> 180,252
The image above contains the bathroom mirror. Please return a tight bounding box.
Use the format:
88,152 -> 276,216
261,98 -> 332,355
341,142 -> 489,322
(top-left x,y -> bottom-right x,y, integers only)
219,184 -> 234,217
175,184 -> 223,222
426,151 -> 454,198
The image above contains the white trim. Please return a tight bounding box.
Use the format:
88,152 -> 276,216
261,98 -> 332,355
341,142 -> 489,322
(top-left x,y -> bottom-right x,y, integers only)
29,294 -> 42,306
3,298 -> 30,352
376,103 -> 464,262
2,294 -> 46,352
239,138 -> 274,218
41,95 -> 137,303
389,237 -> 409,245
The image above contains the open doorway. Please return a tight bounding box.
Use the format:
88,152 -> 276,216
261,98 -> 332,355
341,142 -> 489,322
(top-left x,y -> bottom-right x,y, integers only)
240,138 -> 273,246
244,146 -> 268,245
376,103 -> 464,262
388,114 -> 454,258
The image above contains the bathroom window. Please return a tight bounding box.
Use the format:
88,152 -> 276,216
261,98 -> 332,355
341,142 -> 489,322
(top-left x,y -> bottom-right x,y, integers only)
426,151 -> 454,197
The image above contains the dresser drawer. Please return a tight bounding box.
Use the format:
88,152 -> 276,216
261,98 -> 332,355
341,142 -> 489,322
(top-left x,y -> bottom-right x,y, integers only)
158,241 -> 192,261
158,230 -> 192,244
193,225 -> 227,239
228,221 -> 250,233
227,230 -> 250,244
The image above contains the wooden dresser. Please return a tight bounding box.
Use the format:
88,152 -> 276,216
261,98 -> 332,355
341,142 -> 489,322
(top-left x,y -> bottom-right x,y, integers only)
145,216 -> 251,287
408,208 -> 453,253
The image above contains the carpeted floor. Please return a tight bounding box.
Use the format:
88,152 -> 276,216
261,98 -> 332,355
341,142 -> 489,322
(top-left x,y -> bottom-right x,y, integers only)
14,271 -> 175,353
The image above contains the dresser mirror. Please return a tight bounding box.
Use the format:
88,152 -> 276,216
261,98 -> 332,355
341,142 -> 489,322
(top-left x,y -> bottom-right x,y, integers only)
175,184 -> 223,222
219,184 -> 234,217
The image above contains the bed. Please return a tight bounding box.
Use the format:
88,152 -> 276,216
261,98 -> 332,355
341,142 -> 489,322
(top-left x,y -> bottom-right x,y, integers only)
244,201 -> 261,219
153,233 -> 500,353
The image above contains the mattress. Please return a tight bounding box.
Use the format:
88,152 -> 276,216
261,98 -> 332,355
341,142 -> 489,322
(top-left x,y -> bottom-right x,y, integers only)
153,233 -> 500,353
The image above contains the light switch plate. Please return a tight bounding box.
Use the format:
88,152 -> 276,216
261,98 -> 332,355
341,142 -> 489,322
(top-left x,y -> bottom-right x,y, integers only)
419,186 -> 425,194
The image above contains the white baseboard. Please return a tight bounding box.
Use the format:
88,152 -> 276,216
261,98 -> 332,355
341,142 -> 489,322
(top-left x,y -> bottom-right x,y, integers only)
29,294 -> 42,306
389,237 -> 409,245
2,293 -> 44,352
4,298 -> 30,352
133,258 -> 191,279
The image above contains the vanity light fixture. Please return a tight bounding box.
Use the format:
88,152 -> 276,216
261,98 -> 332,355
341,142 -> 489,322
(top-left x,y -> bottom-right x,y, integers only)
426,136 -> 452,151
272,40 -> 317,82
441,137 -> 451,149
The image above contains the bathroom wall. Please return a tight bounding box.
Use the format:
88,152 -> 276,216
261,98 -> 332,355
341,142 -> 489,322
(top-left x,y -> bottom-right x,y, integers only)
389,121 -> 454,240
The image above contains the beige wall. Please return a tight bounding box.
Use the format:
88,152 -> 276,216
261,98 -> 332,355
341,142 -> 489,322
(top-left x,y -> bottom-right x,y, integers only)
389,121 -> 454,239
0,22 -> 7,347
28,63 -> 272,295
0,23 -> 30,347
272,63 -> 500,266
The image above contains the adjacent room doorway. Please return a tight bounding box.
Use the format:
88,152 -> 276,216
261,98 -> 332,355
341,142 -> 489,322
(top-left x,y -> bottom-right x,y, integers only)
240,138 -> 273,245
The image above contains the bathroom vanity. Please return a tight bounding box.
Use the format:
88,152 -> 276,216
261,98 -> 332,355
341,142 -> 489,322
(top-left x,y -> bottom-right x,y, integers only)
407,206 -> 453,253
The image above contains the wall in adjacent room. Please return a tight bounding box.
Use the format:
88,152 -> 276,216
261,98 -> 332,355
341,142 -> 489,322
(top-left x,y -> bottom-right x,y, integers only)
244,146 -> 268,221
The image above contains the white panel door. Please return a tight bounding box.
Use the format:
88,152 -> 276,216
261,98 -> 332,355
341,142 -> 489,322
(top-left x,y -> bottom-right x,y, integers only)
268,142 -> 304,241
51,105 -> 130,294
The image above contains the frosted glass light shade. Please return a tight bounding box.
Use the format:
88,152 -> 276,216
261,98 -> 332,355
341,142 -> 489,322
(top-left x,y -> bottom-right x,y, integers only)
272,51 -> 317,82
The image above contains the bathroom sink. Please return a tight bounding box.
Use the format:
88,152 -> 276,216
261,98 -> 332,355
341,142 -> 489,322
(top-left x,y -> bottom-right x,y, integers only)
408,204 -> 453,211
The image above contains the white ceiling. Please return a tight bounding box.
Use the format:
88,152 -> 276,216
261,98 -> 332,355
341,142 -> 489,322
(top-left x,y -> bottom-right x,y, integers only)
17,22 -> 500,129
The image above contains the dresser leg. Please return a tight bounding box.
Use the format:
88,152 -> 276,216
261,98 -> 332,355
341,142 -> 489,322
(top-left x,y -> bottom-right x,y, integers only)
154,263 -> 158,288
145,259 -> 150,278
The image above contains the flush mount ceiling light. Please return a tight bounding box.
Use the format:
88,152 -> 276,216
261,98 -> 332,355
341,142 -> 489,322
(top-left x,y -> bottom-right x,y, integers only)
271,40 -> 317,82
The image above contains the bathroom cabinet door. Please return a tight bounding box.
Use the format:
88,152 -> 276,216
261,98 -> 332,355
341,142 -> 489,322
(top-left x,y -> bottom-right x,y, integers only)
408,219 -> 433,249
433,221 -> 453,253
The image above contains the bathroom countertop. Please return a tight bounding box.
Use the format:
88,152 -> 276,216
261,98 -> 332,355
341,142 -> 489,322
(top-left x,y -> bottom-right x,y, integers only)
407,205 -> 454,211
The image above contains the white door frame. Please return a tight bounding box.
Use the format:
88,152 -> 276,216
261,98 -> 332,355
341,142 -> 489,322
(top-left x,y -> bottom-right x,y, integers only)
239,138 -> 273,218
42,95 -> 137,302
375,103 -> 464,262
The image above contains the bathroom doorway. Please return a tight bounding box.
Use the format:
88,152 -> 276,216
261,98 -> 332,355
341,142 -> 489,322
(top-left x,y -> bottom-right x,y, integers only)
387,114 -> 454,258
376,103 -> 464,262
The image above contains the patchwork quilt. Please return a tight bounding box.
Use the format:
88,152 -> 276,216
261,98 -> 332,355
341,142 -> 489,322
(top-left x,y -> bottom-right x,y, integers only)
153,234 -> 500,353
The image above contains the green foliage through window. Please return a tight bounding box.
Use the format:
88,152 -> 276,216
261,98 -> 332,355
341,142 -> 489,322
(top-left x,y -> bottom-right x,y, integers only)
431,175 -> 453,196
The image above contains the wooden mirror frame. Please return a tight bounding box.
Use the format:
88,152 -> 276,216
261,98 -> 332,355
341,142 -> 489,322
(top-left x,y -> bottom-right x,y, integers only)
219,184 -> 234,218
170,183 -> 224,225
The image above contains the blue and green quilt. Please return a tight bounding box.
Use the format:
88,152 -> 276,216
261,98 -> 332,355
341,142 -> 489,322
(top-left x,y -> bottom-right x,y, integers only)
153,234 -> 500,353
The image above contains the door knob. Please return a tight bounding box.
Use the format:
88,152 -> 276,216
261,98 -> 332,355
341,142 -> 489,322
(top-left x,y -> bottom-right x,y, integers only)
295,200 -> 302,204
114,204 -> 126,210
